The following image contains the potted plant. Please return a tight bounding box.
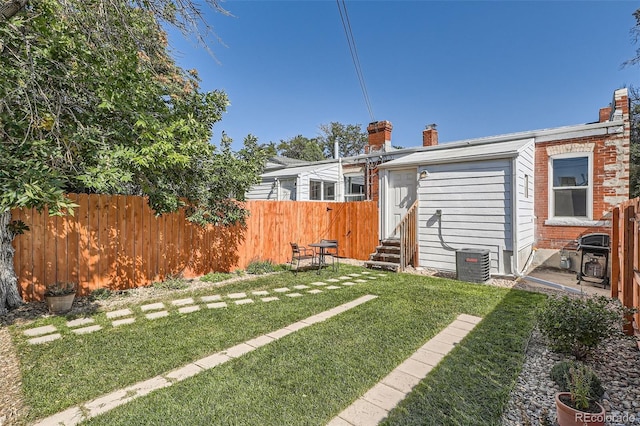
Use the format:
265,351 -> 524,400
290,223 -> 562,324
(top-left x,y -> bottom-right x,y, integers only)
552,361 -> 606,426
44,282 -> 77,314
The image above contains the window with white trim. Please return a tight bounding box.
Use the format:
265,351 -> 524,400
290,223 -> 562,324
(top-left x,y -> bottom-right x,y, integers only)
344,175 -> 365,201
550,155 -> 591,219
310,180 -> 336,201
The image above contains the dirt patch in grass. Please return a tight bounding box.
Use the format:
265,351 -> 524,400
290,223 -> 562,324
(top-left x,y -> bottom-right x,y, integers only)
0,327 -> 26,425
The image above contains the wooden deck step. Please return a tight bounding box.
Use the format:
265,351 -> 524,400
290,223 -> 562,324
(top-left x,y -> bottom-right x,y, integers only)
364,260 -> 400,272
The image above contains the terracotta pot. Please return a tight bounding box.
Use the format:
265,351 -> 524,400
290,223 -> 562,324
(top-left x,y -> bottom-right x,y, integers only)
555,392 -> 605,426
45,293 -> 75,314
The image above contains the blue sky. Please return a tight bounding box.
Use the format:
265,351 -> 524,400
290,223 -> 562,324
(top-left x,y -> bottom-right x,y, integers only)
168,1 -> 639,151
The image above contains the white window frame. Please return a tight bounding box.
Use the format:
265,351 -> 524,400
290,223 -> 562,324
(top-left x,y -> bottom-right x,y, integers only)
548,152 -> 593,221
309,180 -> 336,201
344,174 -> 365,202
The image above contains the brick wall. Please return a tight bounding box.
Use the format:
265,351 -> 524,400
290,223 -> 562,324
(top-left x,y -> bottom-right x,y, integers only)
534,89 -> 630,249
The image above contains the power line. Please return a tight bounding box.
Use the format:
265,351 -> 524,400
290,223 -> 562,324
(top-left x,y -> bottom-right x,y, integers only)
336,0 -> 374,122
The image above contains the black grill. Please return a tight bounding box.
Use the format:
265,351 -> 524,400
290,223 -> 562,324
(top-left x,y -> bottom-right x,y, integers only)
577,233 -> 610,288
456,249 -> 491,283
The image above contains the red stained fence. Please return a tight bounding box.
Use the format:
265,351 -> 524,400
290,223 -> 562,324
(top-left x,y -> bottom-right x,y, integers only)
11,195 -> 379,301
611,198 -> 640,335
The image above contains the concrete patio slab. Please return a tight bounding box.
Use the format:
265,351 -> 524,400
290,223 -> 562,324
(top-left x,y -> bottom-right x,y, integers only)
24,325 -> 57,337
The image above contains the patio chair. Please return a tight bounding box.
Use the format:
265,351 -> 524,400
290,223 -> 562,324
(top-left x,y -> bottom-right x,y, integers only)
320,239 -> 339,271
289,242 -> 316,275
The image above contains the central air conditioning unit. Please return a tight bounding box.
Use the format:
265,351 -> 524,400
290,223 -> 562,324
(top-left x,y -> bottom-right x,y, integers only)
456,249 -> 491,283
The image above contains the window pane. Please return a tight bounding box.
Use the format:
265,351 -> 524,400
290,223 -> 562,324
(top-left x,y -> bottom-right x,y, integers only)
324,183 -> 336,200
554,188 -> 587,217
553,157 -> 588,187
310,181 -> 321,200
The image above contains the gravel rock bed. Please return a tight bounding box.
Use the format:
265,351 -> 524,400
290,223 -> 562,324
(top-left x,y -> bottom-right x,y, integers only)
501,328 -> 640,426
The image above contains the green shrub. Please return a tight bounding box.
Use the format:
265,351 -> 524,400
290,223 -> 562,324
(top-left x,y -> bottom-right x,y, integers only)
246,259 -> 275,275
152,275 -> 188,290
90,288 -> 113,300
537,295 -> 626,359
550,360 -> 604,403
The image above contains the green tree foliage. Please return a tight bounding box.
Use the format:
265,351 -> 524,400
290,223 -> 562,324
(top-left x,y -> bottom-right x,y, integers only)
0,0 -> 267,313
276,135 -> 325,162
318,122 -> 368,158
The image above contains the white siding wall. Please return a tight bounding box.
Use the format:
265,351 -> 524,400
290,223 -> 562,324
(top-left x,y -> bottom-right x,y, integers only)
298,167 -> 341,201
246,178 -> 278,200
515,142 -> 535,270
417,159 -> 512,275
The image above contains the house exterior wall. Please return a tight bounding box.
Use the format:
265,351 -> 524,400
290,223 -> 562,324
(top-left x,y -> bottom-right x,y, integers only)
417,159 -> 514,275
515,141 -> 535,269
297,167 -> 341,201
534,89 -> 630,251
247,178 -> 279,200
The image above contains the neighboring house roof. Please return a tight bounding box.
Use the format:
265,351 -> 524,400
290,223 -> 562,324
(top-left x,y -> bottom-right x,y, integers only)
264,156 -> 310,170
379,138 -> 534,169
261,162 -> 338,178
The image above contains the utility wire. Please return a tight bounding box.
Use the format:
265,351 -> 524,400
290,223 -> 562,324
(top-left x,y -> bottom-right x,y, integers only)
336,0 -> 374,122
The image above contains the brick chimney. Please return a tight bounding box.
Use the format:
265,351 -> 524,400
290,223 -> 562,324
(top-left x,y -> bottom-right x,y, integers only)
599,107 -> 612,123
422,124 -> 438,147
366,121 -> 392,152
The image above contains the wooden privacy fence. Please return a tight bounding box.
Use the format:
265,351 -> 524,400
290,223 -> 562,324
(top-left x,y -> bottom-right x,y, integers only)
12,194 -> 379,301
611,197 -> 640,335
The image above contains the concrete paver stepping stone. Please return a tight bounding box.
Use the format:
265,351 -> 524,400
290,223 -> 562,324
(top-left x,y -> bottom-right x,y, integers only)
307,289 -> 322,294
252,290 -> 269,296
355,279 -> 368,283
326,285 -> 341,290
348,273 -> 362,277
178,306 -> 201,314
235,299 -> 254,305
72,325 -> 102,335
112,318 -> 136,327
421,339 -> 454,355
326,278 -> 340,283
28,333 -> 61,345
67,318 -> 95,328
106,309 -> 133,319
194,353 -> 230,370
381,370 -> 422,394
338,276 -> 352,280
24,325 -> 57,337
397,358 -> 434,378
411,348 -> 444,366
362,383 -> 406,411
245,334 -> 275,348
377,274 -> 387,277
261,297 -> 279,302
310,281 -> 327,286
293,285 -> 309,290
266,328 -> 294,339
285,321 -> 310,332
337,398 -> 389,426
286,292 -> 303,298
273,287 -> 290,293
341,281 -> 356,286
225,343 -> 254,358
367,276 -> 377,280
207,302 -> 228,309
32,407 -> 84,426
227,292 -> 247,299
326,417 -> 352,426
171,298 -> 194,306
457,313 -> 482,324
361,271 -> 372,274
140,302 -> 164,312
146,311 -> 169,320
201,295 -> 221,302
165,363 -> 203,382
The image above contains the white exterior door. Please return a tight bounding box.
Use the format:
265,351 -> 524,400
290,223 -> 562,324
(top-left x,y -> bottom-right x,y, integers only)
387,169 -> 417,238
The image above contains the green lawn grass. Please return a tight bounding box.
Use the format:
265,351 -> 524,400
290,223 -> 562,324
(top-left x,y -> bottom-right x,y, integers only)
10,265 -> 545,425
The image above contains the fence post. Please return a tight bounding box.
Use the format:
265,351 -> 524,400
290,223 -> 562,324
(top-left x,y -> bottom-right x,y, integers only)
611,206 -> 620,298
623,205 -> 635,336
